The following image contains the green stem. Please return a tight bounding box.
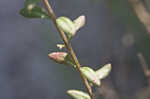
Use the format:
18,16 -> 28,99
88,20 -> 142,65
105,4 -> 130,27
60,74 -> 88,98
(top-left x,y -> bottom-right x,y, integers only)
42,0 -> 94,99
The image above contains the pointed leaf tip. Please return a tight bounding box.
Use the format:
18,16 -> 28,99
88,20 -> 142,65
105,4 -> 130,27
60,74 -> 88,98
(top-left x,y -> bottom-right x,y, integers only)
96,64 -> 112,80
67,90 -> 90,99
25,0 -> 41,6
73,15 -> 86,32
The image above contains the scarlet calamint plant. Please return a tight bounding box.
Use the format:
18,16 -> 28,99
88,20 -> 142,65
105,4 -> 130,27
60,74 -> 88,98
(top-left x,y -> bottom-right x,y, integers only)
20,0 -> 111,99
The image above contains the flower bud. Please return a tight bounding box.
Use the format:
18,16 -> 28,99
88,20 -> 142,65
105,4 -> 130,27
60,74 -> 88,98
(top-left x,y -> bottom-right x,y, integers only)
48,52 -> 67,64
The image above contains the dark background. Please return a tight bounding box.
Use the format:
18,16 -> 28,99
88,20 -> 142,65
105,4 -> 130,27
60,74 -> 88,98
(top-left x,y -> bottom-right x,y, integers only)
0,0 -> 150,99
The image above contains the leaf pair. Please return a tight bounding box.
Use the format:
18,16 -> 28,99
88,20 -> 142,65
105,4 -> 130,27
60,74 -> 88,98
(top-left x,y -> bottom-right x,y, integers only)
67,64 -> 111,99
20,0 -> 50,19
56,16 -> 86,39
80,64 -> 111,87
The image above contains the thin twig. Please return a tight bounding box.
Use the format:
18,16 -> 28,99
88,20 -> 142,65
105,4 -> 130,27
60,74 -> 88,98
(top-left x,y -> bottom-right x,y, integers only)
137,52 -> 150,84
42,0 -> 94,98
129,0 -> 150,36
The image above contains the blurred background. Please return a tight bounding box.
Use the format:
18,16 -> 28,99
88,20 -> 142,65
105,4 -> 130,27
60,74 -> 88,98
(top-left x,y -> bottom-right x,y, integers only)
0,0 -> 150,99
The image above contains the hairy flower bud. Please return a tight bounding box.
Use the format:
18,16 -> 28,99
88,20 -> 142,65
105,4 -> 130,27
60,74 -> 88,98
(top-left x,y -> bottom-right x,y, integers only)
48,52 -> 67,64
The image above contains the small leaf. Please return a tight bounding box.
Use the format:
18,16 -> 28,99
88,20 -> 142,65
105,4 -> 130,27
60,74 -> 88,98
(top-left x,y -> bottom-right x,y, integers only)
56,17 -> 76,38
64,54 -> 75,66
20,5 -> 50,19
73,15 -> 86,32
67,90 -> 90,99
25,0 -> 41,6
96,64 -> 111,80
80,67 -> 101,86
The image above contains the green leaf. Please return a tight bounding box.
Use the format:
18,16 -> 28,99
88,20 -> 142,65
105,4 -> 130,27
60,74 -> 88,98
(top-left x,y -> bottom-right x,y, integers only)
80,67 -> 101,86
73,15 -> 86,32
64,54 -> 75,66
56,16 -> 76,38
25,0 -> 41,6
20,5 -> 50,19
67,90 -> 90,99
96,64 -> 111,80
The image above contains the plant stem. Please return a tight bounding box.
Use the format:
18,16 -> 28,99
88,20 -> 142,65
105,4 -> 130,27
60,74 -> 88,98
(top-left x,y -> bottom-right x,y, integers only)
129,0 -> 150,36
42,0 -> 94,98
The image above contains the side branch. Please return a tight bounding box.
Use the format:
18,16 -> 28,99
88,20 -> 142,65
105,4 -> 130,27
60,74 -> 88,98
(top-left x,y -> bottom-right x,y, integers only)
137,52 -> 150,84
129,0 -> 150,36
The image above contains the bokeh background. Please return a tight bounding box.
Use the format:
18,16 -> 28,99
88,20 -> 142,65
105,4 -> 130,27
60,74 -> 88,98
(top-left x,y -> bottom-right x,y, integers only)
0,0 -> 150,99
